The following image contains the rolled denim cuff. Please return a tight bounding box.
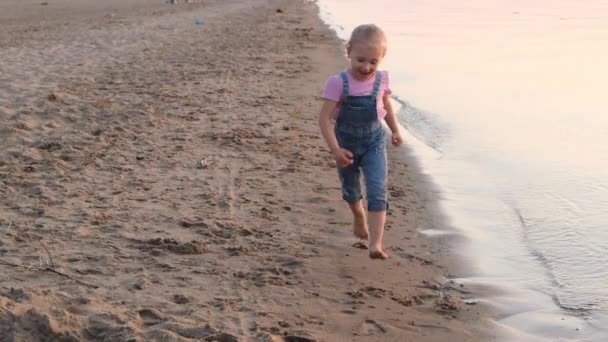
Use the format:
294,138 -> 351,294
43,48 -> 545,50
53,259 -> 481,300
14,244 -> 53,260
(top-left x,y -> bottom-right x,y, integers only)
368,200 -> 388,212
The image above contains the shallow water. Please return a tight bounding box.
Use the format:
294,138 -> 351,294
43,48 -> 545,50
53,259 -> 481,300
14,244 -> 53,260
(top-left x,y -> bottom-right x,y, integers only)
316,0 -> 608,340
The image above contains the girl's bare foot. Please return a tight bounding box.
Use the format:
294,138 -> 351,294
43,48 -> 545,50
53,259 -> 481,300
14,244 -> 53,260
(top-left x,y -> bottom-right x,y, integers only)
369,248 -> 388,260
353,212 -> 369,240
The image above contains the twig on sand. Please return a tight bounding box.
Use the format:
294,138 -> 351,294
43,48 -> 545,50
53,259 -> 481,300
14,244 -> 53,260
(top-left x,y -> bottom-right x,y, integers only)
38,241 -> 55,269
0,259 -> 99,289
1,241 -> 97,289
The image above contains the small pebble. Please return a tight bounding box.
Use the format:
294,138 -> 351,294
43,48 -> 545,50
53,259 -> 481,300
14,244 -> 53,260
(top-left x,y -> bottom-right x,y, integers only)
173,294 -> 190,304
134,277 -> 151,290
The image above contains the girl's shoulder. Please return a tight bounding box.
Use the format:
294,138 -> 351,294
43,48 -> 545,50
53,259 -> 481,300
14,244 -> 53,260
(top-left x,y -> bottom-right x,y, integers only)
324,73 -> 345,90
327,73 -> 344,82
380,70 -> 390,84
380,70 -> 392,95
332,70 -> 389,81
322,73 -> 346,101
327,71 -> 349,83
325,70 -> 389,87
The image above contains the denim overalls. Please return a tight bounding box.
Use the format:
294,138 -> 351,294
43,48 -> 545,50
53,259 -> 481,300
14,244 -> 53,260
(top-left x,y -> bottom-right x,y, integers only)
335,71 -> 388,211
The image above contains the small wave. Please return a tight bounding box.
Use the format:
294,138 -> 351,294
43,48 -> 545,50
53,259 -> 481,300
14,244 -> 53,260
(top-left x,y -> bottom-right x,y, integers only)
513,206 -> 595,316
392,95 -> 450,155
551,293 -> 596,316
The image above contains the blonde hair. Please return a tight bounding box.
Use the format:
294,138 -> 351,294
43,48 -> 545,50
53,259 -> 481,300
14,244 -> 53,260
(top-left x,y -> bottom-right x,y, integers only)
347,24 -> 387,52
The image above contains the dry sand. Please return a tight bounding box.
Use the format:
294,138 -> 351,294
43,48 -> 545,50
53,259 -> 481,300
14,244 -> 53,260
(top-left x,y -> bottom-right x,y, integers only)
0,0 -> 495,340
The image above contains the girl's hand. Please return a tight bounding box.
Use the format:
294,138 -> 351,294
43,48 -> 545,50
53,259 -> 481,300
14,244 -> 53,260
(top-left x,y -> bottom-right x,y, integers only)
391,131 -> 405,147
333,147 -> 354,168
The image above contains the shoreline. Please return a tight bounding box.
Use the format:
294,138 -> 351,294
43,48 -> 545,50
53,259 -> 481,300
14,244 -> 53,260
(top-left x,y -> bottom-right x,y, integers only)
0,0 -> 494,340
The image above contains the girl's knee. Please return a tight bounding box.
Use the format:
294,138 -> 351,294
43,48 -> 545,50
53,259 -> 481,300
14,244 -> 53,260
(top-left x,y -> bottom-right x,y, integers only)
339,167 -> 363,204
366,178 -> 388,211
342,187 -> 363,204
367,196 -> 388,211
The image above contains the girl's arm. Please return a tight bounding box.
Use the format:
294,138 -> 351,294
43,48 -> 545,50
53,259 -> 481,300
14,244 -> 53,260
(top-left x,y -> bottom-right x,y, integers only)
383,95 -> 399,133
318,99 -> 340,153
383,96 -> 404,146
319,99 -> 353,167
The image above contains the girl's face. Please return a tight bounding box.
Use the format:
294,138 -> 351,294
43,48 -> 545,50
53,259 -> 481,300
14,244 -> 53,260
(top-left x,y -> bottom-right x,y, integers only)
347,41 -> 385,81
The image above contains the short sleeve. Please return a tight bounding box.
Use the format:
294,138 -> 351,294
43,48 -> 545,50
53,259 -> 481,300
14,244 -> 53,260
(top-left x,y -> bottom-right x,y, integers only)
322,75 -> 343,102
382,71 -> 392,96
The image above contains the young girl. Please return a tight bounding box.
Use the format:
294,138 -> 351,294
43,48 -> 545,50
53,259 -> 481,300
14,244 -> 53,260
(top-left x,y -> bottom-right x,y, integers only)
319,24 -> 404,260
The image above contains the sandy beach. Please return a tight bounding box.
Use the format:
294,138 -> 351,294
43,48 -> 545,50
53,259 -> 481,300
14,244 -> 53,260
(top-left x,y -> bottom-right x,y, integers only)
0,0 -> 493,340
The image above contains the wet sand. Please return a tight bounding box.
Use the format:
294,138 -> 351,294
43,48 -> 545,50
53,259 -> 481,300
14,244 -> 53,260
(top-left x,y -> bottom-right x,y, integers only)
0,0 -> 493,340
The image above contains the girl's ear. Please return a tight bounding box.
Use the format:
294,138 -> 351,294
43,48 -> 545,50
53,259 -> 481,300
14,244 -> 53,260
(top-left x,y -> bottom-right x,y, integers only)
345,43 -> 351,57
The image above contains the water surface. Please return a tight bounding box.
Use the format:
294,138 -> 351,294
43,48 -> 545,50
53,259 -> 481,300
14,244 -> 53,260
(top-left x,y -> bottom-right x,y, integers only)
317,0 -> 608,340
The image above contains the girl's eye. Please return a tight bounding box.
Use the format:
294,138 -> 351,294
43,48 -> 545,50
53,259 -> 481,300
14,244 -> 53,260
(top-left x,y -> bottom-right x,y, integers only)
357,58 -> 365,62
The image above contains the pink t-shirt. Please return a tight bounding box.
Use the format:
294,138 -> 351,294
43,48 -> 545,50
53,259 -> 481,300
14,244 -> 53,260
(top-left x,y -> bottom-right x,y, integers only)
322,70 -> 392,120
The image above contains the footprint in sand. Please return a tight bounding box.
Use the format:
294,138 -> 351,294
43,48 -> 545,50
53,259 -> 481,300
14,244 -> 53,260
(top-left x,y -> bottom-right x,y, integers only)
361,286 -> 387,298
352,241 -> 368,250
142,237 -> 208,255
355,319 -> 387,336
283,333 -> 317,342
138,308 -> 165,326
390,294 -> 423,307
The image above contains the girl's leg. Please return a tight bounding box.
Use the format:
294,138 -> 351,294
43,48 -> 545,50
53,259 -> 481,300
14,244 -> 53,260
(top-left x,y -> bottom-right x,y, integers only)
360,129 -> 389,259
348,200 -> 369,240
338,161 -> 367,239
368,210 -> 388,259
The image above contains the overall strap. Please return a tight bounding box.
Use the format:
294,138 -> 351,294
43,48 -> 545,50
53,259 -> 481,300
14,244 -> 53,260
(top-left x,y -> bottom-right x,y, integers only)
340,71 -> 350,96
371,71 -> 383,97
